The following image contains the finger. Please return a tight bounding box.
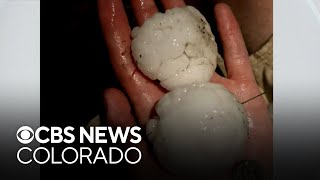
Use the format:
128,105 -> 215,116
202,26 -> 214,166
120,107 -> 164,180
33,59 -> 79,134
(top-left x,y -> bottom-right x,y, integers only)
104,88 -> 135,127
214,3 -> 255,81
103,88 -> 167,178
98,0 -> 135,82
160,0 -> 186,9
98,0 -> 164,124
130,0 -> 158,26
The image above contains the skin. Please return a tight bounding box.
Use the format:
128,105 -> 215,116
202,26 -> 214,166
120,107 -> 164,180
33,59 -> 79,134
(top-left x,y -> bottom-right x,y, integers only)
217,0 -> 273,54
98,0 -> 272,178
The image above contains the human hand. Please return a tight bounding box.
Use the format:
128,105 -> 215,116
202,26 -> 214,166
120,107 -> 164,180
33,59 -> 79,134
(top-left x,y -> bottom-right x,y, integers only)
98,0 -> 272,178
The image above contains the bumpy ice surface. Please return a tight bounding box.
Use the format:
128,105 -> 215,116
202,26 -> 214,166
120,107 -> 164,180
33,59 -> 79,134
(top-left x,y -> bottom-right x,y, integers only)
146,83 -> 249,177
131,6 -> 218,90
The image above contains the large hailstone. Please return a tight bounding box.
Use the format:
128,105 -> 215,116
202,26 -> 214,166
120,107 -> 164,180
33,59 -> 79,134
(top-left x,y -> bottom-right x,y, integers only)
146,83 -> 249,178
131,6 -> 218,91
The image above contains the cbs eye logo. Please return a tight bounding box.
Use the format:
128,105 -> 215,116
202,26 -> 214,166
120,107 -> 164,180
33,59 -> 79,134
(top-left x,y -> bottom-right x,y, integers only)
16,126 -> 34,144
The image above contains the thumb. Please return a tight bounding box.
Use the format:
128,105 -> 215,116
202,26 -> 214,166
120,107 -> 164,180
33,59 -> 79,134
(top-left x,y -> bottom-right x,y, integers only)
103,88 -> 135,127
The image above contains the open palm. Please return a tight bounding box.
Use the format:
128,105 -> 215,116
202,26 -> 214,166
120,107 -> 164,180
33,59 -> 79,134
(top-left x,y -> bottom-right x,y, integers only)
98,0 -> 272,178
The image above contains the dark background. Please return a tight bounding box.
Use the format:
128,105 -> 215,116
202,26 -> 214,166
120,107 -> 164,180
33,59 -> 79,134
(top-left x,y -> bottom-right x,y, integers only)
41,0 -> 115,128
41,1 -> 120,178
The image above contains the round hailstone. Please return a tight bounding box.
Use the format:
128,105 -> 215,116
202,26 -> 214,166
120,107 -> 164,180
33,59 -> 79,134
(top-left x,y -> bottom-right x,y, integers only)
146,83 -> 249,178
131,6 -> 218,91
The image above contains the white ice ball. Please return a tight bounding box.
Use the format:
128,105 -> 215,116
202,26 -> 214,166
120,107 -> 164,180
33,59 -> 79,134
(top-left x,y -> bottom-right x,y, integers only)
131,6 -> 218,91
146,83 -> 249,178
